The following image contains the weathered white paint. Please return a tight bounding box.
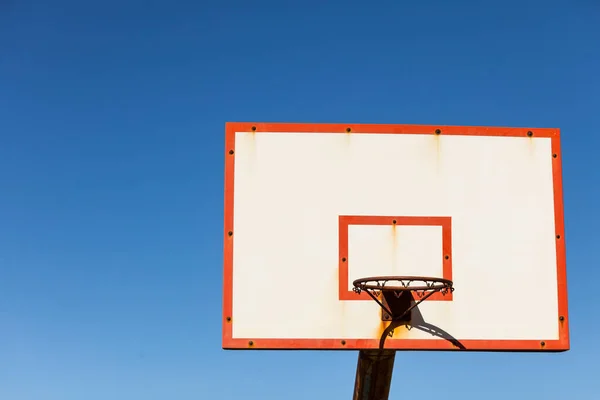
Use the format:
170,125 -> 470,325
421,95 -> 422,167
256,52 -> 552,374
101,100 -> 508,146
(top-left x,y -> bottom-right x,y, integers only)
231,132 -> 558,341
348,225 -> 443,290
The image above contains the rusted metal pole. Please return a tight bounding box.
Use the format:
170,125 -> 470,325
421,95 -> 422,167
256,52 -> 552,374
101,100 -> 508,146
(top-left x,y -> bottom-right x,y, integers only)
352,350 -> 396,400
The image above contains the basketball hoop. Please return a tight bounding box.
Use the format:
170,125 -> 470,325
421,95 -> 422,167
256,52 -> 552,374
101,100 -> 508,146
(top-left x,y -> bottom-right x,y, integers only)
353,276 -> 454,322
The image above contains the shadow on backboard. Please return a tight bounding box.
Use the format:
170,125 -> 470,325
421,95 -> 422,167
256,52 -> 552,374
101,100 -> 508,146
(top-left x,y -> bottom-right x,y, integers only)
378,297 -> 465,350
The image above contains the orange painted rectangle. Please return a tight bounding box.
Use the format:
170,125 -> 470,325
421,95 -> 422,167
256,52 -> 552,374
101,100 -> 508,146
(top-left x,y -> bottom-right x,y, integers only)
338,215 -> 453,301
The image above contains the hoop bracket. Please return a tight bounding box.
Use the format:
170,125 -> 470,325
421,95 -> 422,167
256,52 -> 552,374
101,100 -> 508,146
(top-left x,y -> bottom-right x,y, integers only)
352,276 -> 454,322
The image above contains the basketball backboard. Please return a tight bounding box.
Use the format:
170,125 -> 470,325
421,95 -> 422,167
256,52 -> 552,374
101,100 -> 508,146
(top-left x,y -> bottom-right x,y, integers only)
222,122 -> 569,352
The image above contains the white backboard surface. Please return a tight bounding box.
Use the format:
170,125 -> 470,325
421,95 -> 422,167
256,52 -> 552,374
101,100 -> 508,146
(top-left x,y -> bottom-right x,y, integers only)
222,123 -> 569,351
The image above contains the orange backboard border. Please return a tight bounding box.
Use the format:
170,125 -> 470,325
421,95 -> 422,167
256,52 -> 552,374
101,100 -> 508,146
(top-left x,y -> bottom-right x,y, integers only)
222,122 -> 569,352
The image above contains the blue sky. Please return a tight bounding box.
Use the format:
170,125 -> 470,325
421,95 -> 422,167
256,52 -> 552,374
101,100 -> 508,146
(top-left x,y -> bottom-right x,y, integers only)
0,0 -> 598,398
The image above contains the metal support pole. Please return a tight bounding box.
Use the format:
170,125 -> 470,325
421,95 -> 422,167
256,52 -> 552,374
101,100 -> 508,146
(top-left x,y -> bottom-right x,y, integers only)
352,350 -> 396,400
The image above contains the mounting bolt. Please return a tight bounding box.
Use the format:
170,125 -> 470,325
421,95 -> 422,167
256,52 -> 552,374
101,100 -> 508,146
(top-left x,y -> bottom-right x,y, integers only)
540,341 -> 546,347
229,149 -> 234,155
346,127 -> 352,133
444,255 -> 450,260
435,129 -> 441,135
226,316 -> 231,322
392,219 -> 397,224
341,340 -> 346,345
248,341 -> 254,346
251,126 -> 257,131
227,231 -> 233,237
342,257 -> 347,262
553,153 -> 557,158
556,234 -> 561,239
527,131 -> 533,137
559,316 -> 565,322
